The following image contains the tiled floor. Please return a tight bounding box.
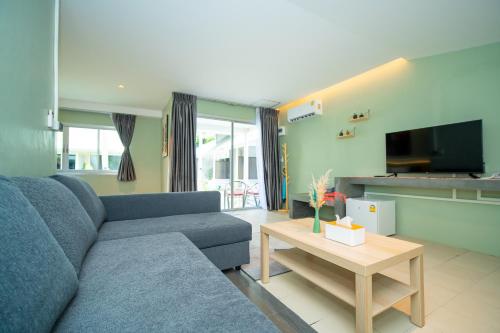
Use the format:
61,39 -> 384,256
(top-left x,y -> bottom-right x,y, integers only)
229,209 -> 292,279
228,209 -> 500,333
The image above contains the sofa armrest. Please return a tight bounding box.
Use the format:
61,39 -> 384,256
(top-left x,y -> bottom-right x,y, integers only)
100,191 -> 221,222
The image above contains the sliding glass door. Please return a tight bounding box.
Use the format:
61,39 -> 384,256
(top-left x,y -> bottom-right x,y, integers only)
196,118 -> 232,208
233,122 -> 259,209
196,117 -> 260,210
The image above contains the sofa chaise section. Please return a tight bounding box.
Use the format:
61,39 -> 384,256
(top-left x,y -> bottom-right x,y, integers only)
98,211 -> 251,249
98,211 -> 251,269
99,191 -> 251,270
54,232 -> 278,333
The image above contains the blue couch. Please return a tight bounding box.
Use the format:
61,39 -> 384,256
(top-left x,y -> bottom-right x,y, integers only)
0,175 -> 278,332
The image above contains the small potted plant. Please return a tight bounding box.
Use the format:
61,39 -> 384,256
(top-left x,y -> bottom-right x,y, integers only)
309,170 -> 332,233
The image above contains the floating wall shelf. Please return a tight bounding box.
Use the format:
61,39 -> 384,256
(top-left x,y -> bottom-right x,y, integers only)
349,109 -> 371,123
337,127 -> 356,139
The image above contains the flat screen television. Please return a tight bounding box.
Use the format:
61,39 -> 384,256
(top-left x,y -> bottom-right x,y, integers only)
385,120 -> 484,174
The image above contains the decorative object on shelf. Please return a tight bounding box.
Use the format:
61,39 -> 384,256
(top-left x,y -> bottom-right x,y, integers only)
337,127 -> 356,139
324,191 -> 347,205
308,169 -> 332,233
324,214 -> 365,246
349,109 -> 371,122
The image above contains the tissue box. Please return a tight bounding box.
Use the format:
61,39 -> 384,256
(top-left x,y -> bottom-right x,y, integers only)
325,222 -> 365,246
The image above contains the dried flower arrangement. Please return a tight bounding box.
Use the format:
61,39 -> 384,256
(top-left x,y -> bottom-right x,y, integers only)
309,169 -> 332,233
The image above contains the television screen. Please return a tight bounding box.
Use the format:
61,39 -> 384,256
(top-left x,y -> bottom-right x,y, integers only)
385,120 -> 484,174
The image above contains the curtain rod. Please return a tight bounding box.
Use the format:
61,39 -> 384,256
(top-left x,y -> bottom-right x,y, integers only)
197,96 -> 280,109
197,97 -> 255,108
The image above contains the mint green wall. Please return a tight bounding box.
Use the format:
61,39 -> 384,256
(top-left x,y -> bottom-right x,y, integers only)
0,0 -> 56,176
59,108 -> 113,127
59,110 -> 162,195
279,42 -> 500,255
198,99 -> 255,123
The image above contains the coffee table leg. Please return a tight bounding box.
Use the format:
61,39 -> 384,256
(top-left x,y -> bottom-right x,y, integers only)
410,255 -> 425,327
261,231 -> 270,283
355,274 -> 373,333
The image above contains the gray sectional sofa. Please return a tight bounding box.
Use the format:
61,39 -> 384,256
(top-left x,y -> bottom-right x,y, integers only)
0,175 -> 278,332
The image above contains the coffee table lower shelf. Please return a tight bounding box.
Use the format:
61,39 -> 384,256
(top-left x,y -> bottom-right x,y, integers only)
271,248 -> 417,317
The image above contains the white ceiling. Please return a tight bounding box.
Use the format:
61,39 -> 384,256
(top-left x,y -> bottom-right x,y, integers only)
60,0 -> 500,110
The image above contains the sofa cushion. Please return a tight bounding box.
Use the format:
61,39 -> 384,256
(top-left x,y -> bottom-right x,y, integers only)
0,176 -> 78,333
98,212 -> 252,249
100,191 -> 221,222
51,174 -> 107,229
12,177 -> 97,273
54,232 -> 278,333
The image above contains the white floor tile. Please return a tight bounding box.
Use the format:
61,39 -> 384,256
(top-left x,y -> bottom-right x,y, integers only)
373,308 -> 416,333
259,272 -> 316,301
424,283 -> 458,316
311,308 -> 356,333
469,270 -> 500,305
440,291 -> 500,331
447,251 -> 500,274
425,267 -> 478,293
424,307 -> 498,333
279,288 -> 341,324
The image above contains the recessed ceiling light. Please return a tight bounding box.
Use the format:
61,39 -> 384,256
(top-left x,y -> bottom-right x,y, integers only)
117,84 -> 125,89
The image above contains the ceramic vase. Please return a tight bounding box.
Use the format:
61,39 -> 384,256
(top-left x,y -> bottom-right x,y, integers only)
313,208 -> 321,233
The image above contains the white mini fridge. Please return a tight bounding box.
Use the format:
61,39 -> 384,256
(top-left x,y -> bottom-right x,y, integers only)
346,198 -> 396,236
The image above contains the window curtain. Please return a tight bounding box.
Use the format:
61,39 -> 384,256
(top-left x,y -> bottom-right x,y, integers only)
169,92 -> 197,192
111,113 -> 136,182
255,108 -> 268,210
258,107 -> 281,210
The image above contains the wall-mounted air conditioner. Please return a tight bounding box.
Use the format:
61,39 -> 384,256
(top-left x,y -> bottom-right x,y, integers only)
287,100 -> 322,123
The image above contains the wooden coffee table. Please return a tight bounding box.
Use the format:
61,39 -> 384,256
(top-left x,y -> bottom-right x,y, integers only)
260,218 -> 424,333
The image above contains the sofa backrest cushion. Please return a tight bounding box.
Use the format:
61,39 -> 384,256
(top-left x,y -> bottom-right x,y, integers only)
0,176 -> 78,333
51,175 -> 107,229
12,177 -> 97,274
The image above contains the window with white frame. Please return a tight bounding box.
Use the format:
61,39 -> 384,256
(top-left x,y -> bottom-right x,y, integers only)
56,125 -> 123,172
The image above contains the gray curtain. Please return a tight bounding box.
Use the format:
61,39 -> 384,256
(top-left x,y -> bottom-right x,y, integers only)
169,92 -> 197,192
259,107 -> 281,210
111,113 -> 136,182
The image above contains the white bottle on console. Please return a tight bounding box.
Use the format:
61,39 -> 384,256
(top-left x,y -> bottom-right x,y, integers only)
346,198 -> 396,236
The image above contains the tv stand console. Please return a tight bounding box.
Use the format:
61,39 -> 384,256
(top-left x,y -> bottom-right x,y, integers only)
289,176 -> 500,219
339,176 -> 500,191
336,176 -> 500,206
